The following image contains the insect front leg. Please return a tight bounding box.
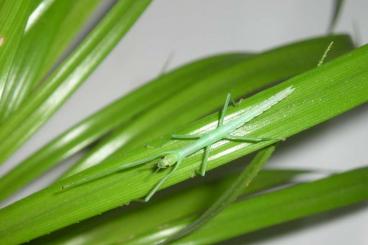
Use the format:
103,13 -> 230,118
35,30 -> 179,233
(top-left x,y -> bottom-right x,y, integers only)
145,158 -> 183,202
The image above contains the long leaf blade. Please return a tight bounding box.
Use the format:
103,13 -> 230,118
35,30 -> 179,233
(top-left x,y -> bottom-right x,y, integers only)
0,52 -> 251,201
0,42 -> 367,244
0,0 -> 152,165
31,169 -> 306,245
164,146 -> 275,244
66,34 -> 353,176
132,167 -> 368,244
0,0 -> 36,103
0,35 -> 352,201
0,0 -> 101,121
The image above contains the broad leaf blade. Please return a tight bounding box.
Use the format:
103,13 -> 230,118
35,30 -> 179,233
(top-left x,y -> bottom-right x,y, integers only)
0,52 -> 251,201
32,169 -> 306,245
164,146 -> 275,243
0,42 -> 367,244
0,35 -> 352,201
132,167 -> 368,244
66,34 -> 353,176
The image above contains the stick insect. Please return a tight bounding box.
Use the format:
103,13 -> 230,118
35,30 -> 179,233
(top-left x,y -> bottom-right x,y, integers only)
60,87 -> 294,201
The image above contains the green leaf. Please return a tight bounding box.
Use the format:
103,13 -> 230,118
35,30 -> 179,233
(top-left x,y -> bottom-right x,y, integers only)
0,0 -> 36,104
0,52 -> 251,201
0,35 -> 352,201
0,41 -> 367,244
164,146 -> 275,244
65,34 -> 353,176
130,166 -> 368,244
0,0 -> 152,166
0,0 -> 101,121
32,169 -> 305,245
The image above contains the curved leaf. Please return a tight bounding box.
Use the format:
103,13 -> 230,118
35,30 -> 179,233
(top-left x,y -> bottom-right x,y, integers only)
0,42 -> 367,244
31,169 -> 306,245
163,146 -> 275,244
132,167 -> 368,244
0,0 -> 152,166
0,35 -> 353,201
0,0 -> 101,121
66,35 -> 353,176
0,52 -> 251,201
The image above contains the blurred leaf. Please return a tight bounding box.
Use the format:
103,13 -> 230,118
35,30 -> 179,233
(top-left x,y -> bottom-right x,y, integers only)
0,42 -> 367,244
0,0 -> 152,166
164,146 -> 275,244
132,167 -> 368,244
328,0 -> 345,33
0,0 -> 36,104
32,168 -> 306,244
0,0 -> 101,121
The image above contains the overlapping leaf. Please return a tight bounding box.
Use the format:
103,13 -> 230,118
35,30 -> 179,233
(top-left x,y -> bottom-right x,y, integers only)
135,167 -> 368,244
0,41 -> 367,244
0,35 -> 352,201
0,0 -> 152,166
0,0 -> 101,121
32,168 -> 307,244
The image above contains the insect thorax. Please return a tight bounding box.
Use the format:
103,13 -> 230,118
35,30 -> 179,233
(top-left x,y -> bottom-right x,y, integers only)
157,153 -> 179,168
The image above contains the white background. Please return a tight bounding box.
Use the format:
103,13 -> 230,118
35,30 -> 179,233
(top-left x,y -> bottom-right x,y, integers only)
1,0 -> 368,244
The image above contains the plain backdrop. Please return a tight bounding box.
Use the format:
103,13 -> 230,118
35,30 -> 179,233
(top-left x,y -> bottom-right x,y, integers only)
1,0 -> 368,244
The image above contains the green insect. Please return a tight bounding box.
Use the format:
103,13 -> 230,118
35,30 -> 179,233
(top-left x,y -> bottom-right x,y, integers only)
61,87 -> 294,201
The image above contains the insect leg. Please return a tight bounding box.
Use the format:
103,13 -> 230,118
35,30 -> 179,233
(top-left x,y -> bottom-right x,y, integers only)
60,154 -> 163,191
226,135 -> 284,143
171,134 -> 202,140
198,146 -> 210,176
144,158 -> 183,202
218,93 -> 232,127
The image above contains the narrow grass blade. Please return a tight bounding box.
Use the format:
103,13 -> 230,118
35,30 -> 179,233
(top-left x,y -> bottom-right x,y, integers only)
0,52 -> 251,201
0,42 -> 367,244
0,0 -> 101,121
163,146 -> 275,244
32,169 -> 305,245
173,167 -> 368,244
0,0 -> 152,166
65,34 -> 353,176
0,35 -> 352,201
0,0 -> 36,102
